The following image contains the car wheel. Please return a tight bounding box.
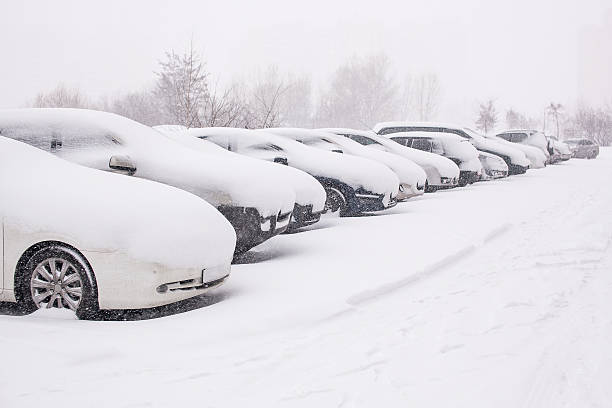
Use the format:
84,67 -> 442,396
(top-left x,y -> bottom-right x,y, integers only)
324,187 -> 347,215
15,245 -> 99,319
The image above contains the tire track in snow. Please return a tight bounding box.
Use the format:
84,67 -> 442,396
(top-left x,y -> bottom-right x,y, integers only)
345,223 -> 514,306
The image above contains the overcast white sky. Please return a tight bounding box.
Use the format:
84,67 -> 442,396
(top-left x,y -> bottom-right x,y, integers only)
1,0 -> 610,124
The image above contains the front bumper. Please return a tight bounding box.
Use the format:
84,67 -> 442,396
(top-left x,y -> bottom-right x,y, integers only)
85,250 -> 232,310
218,206 -> 292,254
353,191 -> 397,213
459,170 -> 481,185
508,164 -> 528,175
481,169 -> 508,180
396,182 -> 425,201
288,203 -> 323,230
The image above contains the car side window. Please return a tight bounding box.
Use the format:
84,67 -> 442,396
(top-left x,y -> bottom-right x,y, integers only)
390,137 -> 409,146
201,135 -> 230,150
411,138 -> 433,152
0,125 -> 53,151
511,133 -> 528,143
431,140 -> 444,154
347,134 -> 377,145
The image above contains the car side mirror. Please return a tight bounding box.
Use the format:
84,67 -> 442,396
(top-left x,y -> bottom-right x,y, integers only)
109,155 -> 137,175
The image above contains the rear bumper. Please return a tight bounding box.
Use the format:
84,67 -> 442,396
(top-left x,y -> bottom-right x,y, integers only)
218,206 -> 292,253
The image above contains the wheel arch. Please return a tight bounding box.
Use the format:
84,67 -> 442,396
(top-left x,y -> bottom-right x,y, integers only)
14,240 -> 98,297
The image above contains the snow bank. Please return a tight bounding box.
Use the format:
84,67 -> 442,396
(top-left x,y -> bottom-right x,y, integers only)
0,109 -> 295,217
0,137 -> 236,269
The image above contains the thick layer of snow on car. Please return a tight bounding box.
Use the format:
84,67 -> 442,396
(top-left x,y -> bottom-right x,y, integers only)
373,121 -> 531,170
326,128 -> 460,185
2,149 -> 611,407
162,130 -> 326,213
463,127 -> 531,168
263,128 -> 400,198
0,109 -> 295,218
286,128 -> 428,197
485,133 -> 548,168
0,137 -> 236,269
388,131 -> 482,172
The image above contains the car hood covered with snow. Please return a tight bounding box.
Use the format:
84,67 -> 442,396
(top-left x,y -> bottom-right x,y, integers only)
0,137 -> 236,269
163,129 -> 326,213
0,109 -> 295,218
188,127 -> 399,198
324,128 -> 460,181
388,131 -> 482,172
462,128 -> 531,168
485,134 -> 547,169
311,128 -> 428,190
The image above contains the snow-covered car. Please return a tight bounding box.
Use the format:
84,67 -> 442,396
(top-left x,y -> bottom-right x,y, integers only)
546,136 -> 572,163
386,131 -> 482,187
373,122 -> 531,175
0,109 -> 296,254
478,151 -> 509,180
279,128 -> 427,201
564,138 -> 599,159
158,129 -> 326,230
325,128 -> 460,192
496,130 -> 551,162
184,127 -> 400,216
0,137 -> 236,318
483,134 -> 547,169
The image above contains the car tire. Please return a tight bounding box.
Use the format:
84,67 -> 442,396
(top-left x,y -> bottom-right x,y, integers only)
15,244 -> 99,320
324,187 -> 347,216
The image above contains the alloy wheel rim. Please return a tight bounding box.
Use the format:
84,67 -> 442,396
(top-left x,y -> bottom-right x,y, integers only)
30,258 -> 83,311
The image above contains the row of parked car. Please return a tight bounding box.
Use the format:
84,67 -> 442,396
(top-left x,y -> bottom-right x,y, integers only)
0,109 -> 597,319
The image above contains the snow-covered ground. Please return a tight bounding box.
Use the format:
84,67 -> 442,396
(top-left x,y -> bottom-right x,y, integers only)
2,149 -> 612,407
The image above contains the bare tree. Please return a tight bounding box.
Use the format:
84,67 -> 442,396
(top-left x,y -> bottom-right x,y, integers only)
102,89 -> 163,126
505,108 -> 536,129
201,80 -> 249,127
413,73 -> 440,121
31,83 -> 89,108
571,105 -> 612,146
244,66 -> 290,128
546,102 -> 563,137
279,74 -> 313,127
475,99 -> 498,134
315,54 -> 399,129
154,41 -> 209,127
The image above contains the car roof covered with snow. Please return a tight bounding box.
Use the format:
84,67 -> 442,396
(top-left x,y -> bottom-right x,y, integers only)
0,109 -> 295,218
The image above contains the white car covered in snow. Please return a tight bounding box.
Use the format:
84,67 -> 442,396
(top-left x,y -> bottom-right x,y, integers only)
478,151 -> 509,180
373,122 -> 531,175
484,133 -> 547,169
0,137 -> 236,318
496,129 -> 551,163
184,127 -> 400,216
276,128 -> 427,201
385,131 -> 482,187
0,109 -> 296,254
325,128 -> 460,193
158,129 -> 327,230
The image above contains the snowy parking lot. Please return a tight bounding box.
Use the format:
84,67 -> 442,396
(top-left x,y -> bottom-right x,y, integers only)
2,150 -> 612,407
